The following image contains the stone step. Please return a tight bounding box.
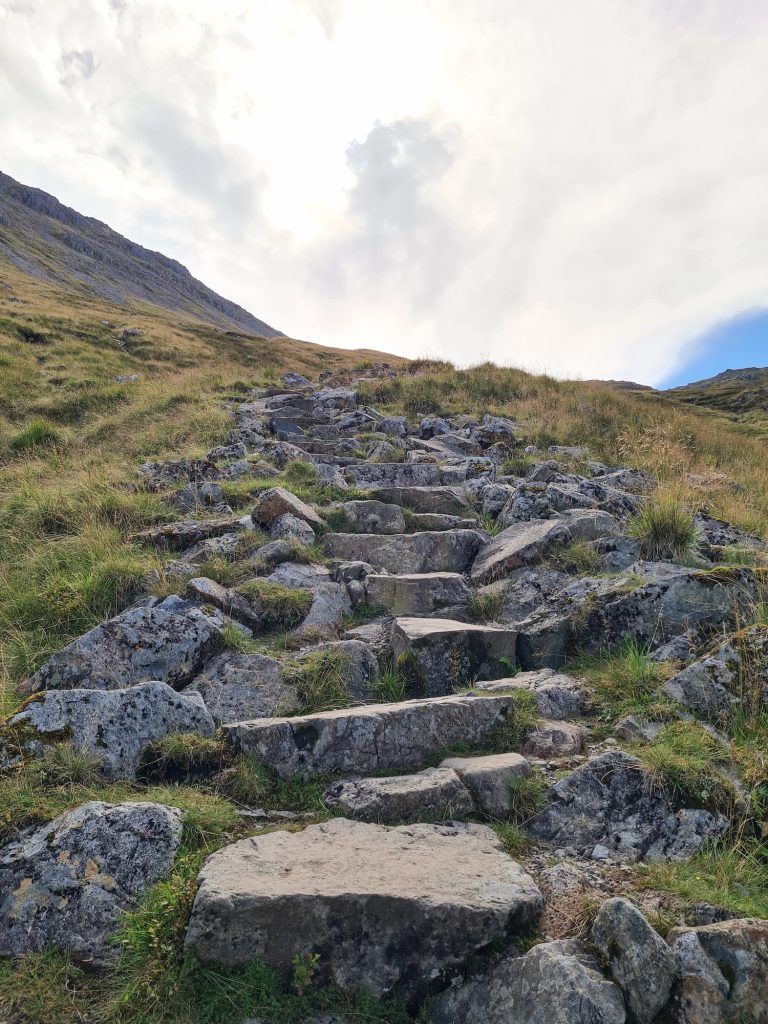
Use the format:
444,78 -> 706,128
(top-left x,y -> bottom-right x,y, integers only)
321,530 -> 486,574
184,819 -> 542,1002
364,572 -> 470,617
391,617 -> 518,696
440,752 -> 532,817
344,462 -> 482,488
223,692 -> 518,777
322,767 -> 474,823
369,484 -> 472,515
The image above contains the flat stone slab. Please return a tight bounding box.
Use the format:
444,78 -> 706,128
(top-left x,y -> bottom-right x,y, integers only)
441,752 -> 532,818
369,485 -> 471,515
184,818 -> 542,1000
475,669 -> 585,719
323,767 -> 473,822
340,500 -> 406,534
252,486 -> 323,527
365,573 -> 470,616
223,692 -> 516,778
470,511 -> 617,585
322,530 -> 485,574
391,617 -> 518,696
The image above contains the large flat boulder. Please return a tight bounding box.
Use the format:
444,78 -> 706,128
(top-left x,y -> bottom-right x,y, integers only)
0,801 -> 182,963
184,819 -> 542,1000
22,596 -> 222,695
10,681 -> 215,779
476,669 -> 586,719
322,767 -> 473,822
471,511 -> 617,585
527,751 -> 729,861
365,573 -> 470,617
429,938 -> 626,1024
369,485 -> 471,515
340,500 -> 406,534
322,530 -> 485,574
224,692 -> 517,778
252,486 -> 323,528
391,617 -> 518,696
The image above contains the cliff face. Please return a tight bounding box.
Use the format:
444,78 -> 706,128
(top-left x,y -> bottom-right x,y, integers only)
0,170 -> 282,336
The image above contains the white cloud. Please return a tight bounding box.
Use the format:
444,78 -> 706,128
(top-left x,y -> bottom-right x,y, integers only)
1,0 -> 767,383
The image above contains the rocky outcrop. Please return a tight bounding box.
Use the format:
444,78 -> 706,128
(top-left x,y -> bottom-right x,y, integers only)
0,801 -> 182,963
184,819 -> 542,1000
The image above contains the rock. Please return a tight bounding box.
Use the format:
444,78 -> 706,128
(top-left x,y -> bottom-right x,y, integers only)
420,416 -> 453,438
481,414 -> 520,440
224,692 -> 518,778
486,568 -> 571,623
369,485 -> 471,515
185,819 -> 542,1001
131,515 -> 242,550
322,530 -> 485,574
668,919 -> 768,1023
270,512 -> 316,546
137,457 -> 220,490
247,539 -> 294,570
592,468 -> 655,493
345,463 -> 452,488
281,372 -> 310,387
470,511 -> 617,584
311,386 -> 358,412
340,500 -> 406,534
187,652 -> 299,724
614,716 -> 663,743
186,577 -> 261,627
590,898 -> 676,1023
391,617 -> 517,696
592,535 -> 644,571
174,481 -> 224,511
365,573 -> 470,617
23,597 -> 221,695
523,720 -> 584,757
694,511 -> 764,551
0,801 -> 182,963
322,767 -> 473,823
379,415 -> 407,436
11,682 -> 215,779
527,751 -> 729,861
265,561 -> 332,590
406,512 -> 478,531
300,582 -> 352,632
252,487 -> 323,528
650,634 -> 697,663
441,752 -> 531,817
475,668 -> 586,719
207,442 -> 248,462
429,938 -> 626,1024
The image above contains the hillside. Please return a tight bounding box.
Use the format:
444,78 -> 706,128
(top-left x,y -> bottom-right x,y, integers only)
0,170 -> 281,336
667,365 -> 768,414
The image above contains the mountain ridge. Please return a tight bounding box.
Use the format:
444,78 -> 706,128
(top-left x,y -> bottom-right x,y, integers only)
0,170 -> 281,337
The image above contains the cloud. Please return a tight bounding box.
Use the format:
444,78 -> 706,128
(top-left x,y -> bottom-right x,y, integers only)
0,0 -> 767,383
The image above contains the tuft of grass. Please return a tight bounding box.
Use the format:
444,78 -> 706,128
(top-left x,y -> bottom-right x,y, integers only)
635,721 -> 735,814
219,621 -> 262,654
139,734 -> 228,782
283,459 -> 317,485
467,589 -> 504,623
372,664 -> 407,703
640,840 -> 768,919
546,540 -> 602,576
290,648 -> 353,714
491,821 -> 532,857
236,580 -> 313,630
570,638 -> 678,723
215,755 -> 329,813
628,498 -> 698,562
506,773 -> 548,825
485,689 -> 540,753
8,418 -> 62,452
24,742 -> 105,789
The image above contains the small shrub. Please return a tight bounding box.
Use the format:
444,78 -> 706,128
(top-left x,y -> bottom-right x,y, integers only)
628,499 -> 697,562
9,419 -> 61,452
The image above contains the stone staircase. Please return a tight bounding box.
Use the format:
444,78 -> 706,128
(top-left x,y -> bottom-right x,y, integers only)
2,373 -> 767,1022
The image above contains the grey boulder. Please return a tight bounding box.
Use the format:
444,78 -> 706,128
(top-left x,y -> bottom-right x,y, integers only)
187,651 -> 299,724
0,801 -> 182,963
322,530 -> 485,574
322,767 -> 473,823
340,499 -> 406,534
365,572 -> 470,617
441,752 -> 532,818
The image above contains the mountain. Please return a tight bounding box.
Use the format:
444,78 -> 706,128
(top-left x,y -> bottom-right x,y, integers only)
666,366 -> 768,413
0,170 -> 281,337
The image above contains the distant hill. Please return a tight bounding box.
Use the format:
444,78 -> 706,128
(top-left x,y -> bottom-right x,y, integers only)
0,170 -> 281,337
667,366 -> 768,413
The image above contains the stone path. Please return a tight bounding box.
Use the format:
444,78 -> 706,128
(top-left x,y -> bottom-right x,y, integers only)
2,372 -> 767,1021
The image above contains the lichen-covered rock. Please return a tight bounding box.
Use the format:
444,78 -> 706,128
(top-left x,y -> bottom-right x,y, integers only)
365,572 -> 470,617
137,457 -> 220,490
523,720 -> 584,758
0,801 -> 182,963
187,651 -> 299,723
184,819 -> 542,1001
322,767 -> 473,822
131,515 -> 242,549
668,919 -> 768,1023
22,596 -> 222,694
475,668 -> 586,719
252,487 -> 323,528
428,938 -> 626,1024
224,693 -> 517,778
186,577 -> 261,627
527,751 -> 729,861
270,512 -> 316,546
265,561 -> 332,590
299,582 -> 352,632
440,752 -> 531,817
391,617 -> 517,696
322,530 -> 485,574
11,681 -> 215,778
590,898 -> 676,1023
340,500 -> 406,534
369,485 -> 471,515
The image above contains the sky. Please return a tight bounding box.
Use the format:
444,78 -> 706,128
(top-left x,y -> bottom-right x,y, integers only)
1,0 -> 767,386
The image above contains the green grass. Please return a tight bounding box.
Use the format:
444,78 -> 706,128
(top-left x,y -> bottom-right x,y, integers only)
372,664 -> 407,703
546,540 -> 602,576
628,498 -> 698,562
640,840 -> 768,919
466,589 -> 504,623
235,580 -> 313,630
570,639 -> 678,723
139,734 -> 228,782
8,418 -> 62,452
289,647 -> 354,714
215,756 -> 329,813
635,721 -> 735,814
